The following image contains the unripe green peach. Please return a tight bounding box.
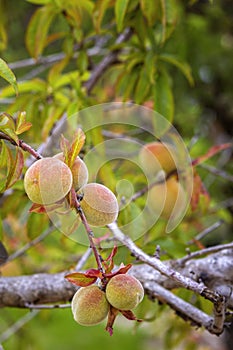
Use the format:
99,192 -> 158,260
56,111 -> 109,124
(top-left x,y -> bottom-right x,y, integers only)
148,176 -> 186,219
24,157 -> 73,204
139,142 -> 177,176
78,183 -> 119,227
53,152 -> 88,190
106,274 -> 144,310
71,285 -> 109,326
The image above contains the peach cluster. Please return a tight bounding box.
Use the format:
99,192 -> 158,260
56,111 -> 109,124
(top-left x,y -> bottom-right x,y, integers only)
71,274 -> 144,326
24,153 -> 118,227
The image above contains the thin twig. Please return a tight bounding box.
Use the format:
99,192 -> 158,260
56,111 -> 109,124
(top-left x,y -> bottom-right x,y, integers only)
24,302 -> 71,310
2,226 -> 54,267
72,189 -> 104,273
187,220 -> 225,245
200,163 -> 233,182
0,310 -> 39,343
0,132 -> 42,160
84,28 -> 133,94
177,242 -> 233,267
75,247 -> 92,271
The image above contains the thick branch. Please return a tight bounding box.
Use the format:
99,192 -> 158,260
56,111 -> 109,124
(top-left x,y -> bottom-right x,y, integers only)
0,272 -> 76,308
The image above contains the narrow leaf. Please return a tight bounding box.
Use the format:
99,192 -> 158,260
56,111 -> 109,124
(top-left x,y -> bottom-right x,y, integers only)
153,71 -> 174,122
15,111 -> 32,135
115,0 -> 130,32
5,148 -> 24,189
93,0 -> 112,32
60,134 -> 70,163
120,309 -> 143,322
26,5 -> 57,59
65,272 -> 97,287
85,269 -> 103,278
140,0 -> 158,26
192,143 -> 233,167
0,58 -> 18,94
68,128 -> 86,168
159,54 -> 194,85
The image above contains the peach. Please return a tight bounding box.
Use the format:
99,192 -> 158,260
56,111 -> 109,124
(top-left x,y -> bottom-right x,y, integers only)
78,183 -> 118,226
106,274 -> 144,310
53,152 -> 88,190
148,176 -> 186,219
24,157 -> 72,204
139,142 -> 177,176
71,285 -> 109,326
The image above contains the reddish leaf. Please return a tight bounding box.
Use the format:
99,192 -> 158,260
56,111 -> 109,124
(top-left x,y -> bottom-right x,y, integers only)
103,246 -> 118,273
29,203 -> 47,214
68,128 -> 86,168
190,170 -> 210,212
105,306 -> 119,336
5,148 -> 24,189
65,272 -> 97,287
105,263 -> 132,278
120,309 -> 142,322
85,269 -> 103,279
192,143 -> 232,167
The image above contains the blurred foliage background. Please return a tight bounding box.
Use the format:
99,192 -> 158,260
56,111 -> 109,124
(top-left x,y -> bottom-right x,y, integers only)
0,0 -> 232,349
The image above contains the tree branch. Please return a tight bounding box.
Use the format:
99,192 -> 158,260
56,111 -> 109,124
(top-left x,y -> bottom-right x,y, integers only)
1,249 -> 233,335
84,28 -> 133,94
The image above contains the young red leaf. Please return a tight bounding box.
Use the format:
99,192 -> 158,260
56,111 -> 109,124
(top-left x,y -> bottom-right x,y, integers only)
65,272 -> 97,287
192,143 -> 232,167
29,203 -> 47,214
105,305 -> 119,336
104,263 -> 132,278
85,269 -> 103,279
103,245 -> 118,273
190,170 -> 210,212
120,309 -> 142,322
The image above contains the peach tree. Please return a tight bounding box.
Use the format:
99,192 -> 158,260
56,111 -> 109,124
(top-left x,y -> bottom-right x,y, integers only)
0,1 -> 233,349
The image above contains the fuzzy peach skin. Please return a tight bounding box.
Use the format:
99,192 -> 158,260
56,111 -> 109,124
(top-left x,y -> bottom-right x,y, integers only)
78,183 -> 119,226
106,274 -> 144,310
24,157 -> 73,204
71,285 -> 109,326
53,152 -> 88,190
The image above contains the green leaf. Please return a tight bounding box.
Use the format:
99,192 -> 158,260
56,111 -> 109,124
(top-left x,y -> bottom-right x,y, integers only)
134,65 -> 151,104
5,148 -> 24,190
15,111 -> 32,135
0,78 -> 46,97
0,113 -> 18,145
93,0 -> 112,32
65,272 -> 97,287
68,128 -> 86,168
158,54 -> 194,85
26,4 -> 57,59
0,58 -> 18,95
153,71 -> 174,122
115,0 -> 130,32
140,0 -> 158,26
